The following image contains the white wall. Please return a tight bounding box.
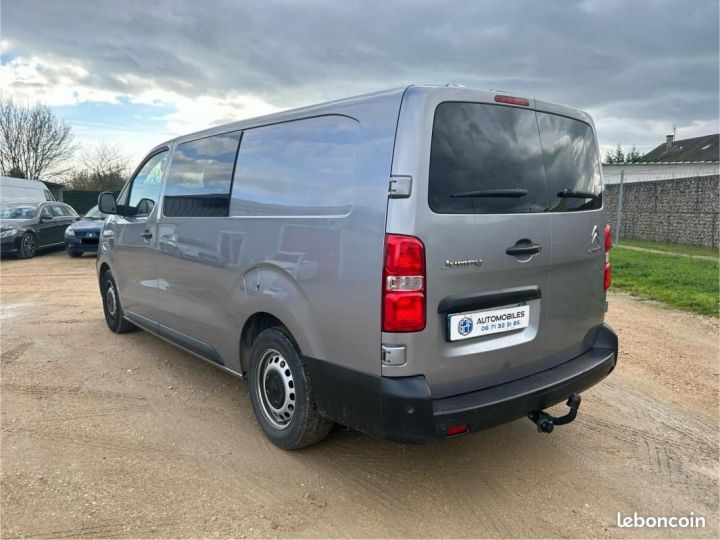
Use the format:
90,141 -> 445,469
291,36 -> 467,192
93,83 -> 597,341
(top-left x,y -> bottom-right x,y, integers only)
602,162 -> 719,184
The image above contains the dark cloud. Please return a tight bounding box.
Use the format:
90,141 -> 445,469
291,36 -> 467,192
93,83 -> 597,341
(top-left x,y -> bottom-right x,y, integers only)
2,0 -> 718,150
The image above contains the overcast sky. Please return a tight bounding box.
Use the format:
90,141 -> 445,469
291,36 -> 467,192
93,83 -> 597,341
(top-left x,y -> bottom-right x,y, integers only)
1,0 -> 718,164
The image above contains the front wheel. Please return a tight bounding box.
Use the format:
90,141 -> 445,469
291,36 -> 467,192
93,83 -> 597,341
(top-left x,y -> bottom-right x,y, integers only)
17,232 -> 37,259
100,270 -> 136,333
248,328 -> 332,449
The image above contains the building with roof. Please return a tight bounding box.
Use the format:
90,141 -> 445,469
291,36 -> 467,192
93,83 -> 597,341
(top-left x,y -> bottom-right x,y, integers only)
603,133 -> 719,184
602,133 -> 719,247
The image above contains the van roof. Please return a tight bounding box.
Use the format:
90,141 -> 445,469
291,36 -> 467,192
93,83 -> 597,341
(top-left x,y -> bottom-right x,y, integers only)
154,85 -> 594,151
0,176 -> 51,188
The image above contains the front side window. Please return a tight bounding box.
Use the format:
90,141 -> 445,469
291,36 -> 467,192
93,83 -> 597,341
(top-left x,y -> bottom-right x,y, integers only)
40,205 -> 52,219
127,151 -> 168,216
163,131 -> 241,217
429,103 -> 547,214
231,115 -> 360,216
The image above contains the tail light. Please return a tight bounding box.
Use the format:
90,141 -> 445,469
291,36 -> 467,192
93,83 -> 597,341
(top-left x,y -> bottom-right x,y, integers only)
604,224 -> 612,291
382,234 -> 426,332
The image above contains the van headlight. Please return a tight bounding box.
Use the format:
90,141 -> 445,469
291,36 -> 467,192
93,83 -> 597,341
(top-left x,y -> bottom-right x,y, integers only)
0,228 -> 18,238
65,227 -> 75,237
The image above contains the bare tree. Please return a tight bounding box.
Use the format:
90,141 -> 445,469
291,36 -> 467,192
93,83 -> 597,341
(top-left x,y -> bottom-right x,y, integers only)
0,97 -> 75,179
67,143 -> 130,191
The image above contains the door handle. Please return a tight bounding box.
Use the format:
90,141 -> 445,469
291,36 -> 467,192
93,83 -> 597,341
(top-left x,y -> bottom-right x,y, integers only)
506,243 -> 542,257
141,230 -> 153,240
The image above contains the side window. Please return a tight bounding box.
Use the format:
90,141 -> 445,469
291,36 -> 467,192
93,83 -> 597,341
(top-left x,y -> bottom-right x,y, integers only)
127,151 -> 168,216
39,205 -> 52,219
163,131 -> 241,217
50,204 -> 65,217
231,115 -> 360,216
44,190 -> 54,201
537,113 -> 602,212
59,205 -> 78,217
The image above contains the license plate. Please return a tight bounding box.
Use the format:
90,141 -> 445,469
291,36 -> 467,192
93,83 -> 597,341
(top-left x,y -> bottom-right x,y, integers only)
447,304 -> 529,342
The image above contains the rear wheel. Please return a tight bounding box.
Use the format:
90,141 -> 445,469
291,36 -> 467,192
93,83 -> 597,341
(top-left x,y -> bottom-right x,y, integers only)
248,328 -> 332,449
17,232 -> 37,259
67,251 -> 83,258
101,270 -> 136,333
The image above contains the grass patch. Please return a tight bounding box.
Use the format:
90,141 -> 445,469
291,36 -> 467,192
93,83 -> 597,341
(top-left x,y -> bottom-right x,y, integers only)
617,239 -> 719,259
612,246 -> 719,317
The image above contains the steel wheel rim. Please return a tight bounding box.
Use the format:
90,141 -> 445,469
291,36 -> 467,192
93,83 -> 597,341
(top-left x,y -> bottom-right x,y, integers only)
22,234 -> 35,256
255,348 -> 296,430
106,282 -> 117,318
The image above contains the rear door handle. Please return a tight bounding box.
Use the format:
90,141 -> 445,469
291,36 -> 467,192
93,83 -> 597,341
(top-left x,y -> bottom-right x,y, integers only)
506,244 -> 542,256
141,230 -> 153,240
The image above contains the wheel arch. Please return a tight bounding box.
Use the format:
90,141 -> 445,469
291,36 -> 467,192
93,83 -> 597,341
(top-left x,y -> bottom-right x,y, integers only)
98,261 -> 111,286
239,312 -> 306,376
233,265 -> 327,376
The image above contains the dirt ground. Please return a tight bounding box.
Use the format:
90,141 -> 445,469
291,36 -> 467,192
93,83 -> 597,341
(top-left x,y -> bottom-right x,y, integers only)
1,250 -> 718,539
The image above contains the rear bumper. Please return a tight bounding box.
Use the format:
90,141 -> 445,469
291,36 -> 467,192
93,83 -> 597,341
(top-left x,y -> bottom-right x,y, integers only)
306,323 -> 618,443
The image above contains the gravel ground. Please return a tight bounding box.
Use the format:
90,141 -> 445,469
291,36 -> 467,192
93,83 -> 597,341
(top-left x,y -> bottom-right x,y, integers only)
1,250 -> 718,539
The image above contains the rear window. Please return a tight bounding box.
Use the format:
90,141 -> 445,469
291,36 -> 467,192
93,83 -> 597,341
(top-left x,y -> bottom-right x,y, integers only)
50,204 -> 67,217
537,112 -> 602,212
428,102 -> 601,214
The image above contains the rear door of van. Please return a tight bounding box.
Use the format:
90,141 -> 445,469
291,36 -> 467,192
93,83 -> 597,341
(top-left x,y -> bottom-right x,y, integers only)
384,90 -> 604,398
535,107 -> 606,363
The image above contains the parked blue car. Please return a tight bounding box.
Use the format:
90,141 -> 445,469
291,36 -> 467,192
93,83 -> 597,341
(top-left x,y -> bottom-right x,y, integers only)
65,205 -> 108,257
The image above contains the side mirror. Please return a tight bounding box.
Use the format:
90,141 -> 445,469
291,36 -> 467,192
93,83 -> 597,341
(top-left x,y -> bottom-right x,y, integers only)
98,191 -> 118,215
40,214 -> 53,222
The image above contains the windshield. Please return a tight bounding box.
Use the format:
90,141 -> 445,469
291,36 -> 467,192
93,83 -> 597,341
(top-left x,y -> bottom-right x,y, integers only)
83,205 -> 108,220
0,204 -> 37,219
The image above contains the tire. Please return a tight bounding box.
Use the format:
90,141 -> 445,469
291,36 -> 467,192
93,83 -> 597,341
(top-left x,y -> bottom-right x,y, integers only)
68,251 -> 83,258
17,232 -> 37,259
100,269 -> 136,334
248,327 -> 333,449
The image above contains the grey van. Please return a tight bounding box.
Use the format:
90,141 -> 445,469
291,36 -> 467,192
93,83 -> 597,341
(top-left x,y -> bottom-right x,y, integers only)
97,85 -> 618,449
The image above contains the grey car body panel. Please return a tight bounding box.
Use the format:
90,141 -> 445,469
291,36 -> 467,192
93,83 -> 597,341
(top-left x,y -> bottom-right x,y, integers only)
105,148 -> 170,327
100,87 -> 407,376
98,85 -> 613,434
384,86 -> 607,397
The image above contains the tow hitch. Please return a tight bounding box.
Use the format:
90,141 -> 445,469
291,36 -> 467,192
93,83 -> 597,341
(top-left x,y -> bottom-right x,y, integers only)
528,394 -> 581,433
